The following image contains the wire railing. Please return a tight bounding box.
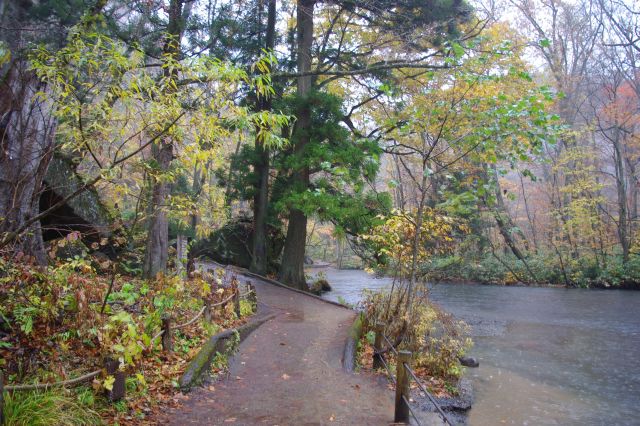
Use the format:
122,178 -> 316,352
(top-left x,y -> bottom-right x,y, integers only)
372,322 -> 455,425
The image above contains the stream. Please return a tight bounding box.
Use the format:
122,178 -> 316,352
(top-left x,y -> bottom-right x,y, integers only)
312,267 -> 640,425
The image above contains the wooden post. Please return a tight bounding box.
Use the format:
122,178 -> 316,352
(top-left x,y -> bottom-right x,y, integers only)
373,322 -> 384,370
104,357 -> 126,401
395,350 -> 412,424
233,287 -> 241,318
248,283 -> 257,309
1,370 -> 4,426
161,315 -> 173,352
203,297 -> 212,324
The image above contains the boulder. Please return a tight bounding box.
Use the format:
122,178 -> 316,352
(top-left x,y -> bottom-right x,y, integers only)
40,154 -> 116,245
48,237 -> 89,261
190,217 -> 285,273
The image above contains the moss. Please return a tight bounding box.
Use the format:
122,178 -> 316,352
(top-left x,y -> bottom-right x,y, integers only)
179,314 -> 275,391
342,312 -> 364,373
43,155 -> 115,233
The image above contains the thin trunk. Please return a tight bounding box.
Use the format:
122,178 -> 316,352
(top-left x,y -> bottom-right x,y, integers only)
190,161 -> 207,233
613,128 -> 630,263
224,133 -> 244,204
278,0 -> 314,289
518,172 -> 538,252
406,164 -> 429,313
250,0 -> 276,275
629,163 -> 637,249
393,155 -> 406,209
488,165 -> 537,283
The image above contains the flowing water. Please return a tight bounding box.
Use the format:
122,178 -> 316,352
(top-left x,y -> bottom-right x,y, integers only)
313,267 -> 640,426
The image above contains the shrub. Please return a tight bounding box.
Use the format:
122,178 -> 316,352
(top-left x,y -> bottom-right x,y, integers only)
360,288 -> 471,381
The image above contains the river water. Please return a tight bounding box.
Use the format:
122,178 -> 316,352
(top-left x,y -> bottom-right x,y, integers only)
314,268 -> 640,426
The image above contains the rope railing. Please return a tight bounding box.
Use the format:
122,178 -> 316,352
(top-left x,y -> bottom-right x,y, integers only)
402,394 -> 421,425
377,352 -> 397,385
151,284 -> 254,349
404,362 -> 455,425
382,333 -> 399,356
372,322 -> 455,425
3,370 -> 102,392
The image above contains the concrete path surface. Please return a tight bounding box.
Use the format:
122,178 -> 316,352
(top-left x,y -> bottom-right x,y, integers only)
161,271 -> 396,425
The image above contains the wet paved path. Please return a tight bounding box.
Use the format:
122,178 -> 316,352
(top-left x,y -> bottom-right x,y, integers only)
162,271 -> 394,425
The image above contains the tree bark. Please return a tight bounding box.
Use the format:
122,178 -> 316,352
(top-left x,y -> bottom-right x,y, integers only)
278,0 -> 314,289
143,0 -> 185,278
143,140 -> 173,278
0,63 -> 55,264
250,0 -> 277,275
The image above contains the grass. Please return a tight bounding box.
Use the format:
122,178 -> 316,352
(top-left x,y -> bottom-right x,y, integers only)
2,387 -> 101,426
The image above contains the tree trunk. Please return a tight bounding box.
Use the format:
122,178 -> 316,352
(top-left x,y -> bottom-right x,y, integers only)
612,128 -> 630,263
278,0 -> 314,289
0,63 -> 55,265
250,0 -> 277,275
406,162 -> 429,312
143,140 -> 173,278
487,165 -> 537,282
628,162 -> 637,251
143,0 -> 184,278
393,155 -> 406,209
279,208 -> 308,289
519,172 -> 539,252
0,1 -> 106,263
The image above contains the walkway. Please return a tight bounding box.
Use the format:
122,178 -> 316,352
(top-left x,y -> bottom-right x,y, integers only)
162,270 -> 395,425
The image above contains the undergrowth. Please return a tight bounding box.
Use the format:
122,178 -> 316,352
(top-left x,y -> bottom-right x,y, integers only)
0,243 -> 256,424
360,288 -> 472,387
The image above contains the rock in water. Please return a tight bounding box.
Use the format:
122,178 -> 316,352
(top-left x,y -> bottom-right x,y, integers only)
459,356 -> 479,367
309,279 -> 332,295
318,279 -> 332,292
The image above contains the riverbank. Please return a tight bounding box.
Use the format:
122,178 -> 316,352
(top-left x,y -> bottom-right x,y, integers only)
318,267 -> 640,425
310,262 -> 640,290
416,253 -> 640,289
432,275 -> 640,290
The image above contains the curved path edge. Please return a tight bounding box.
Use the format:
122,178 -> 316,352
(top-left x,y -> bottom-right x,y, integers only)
161,264 -> 395,425
179,313 -> 277,391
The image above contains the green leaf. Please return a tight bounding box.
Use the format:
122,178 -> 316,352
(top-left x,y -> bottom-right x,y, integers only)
451,42 -> 465,58
103,375 -> 115,391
